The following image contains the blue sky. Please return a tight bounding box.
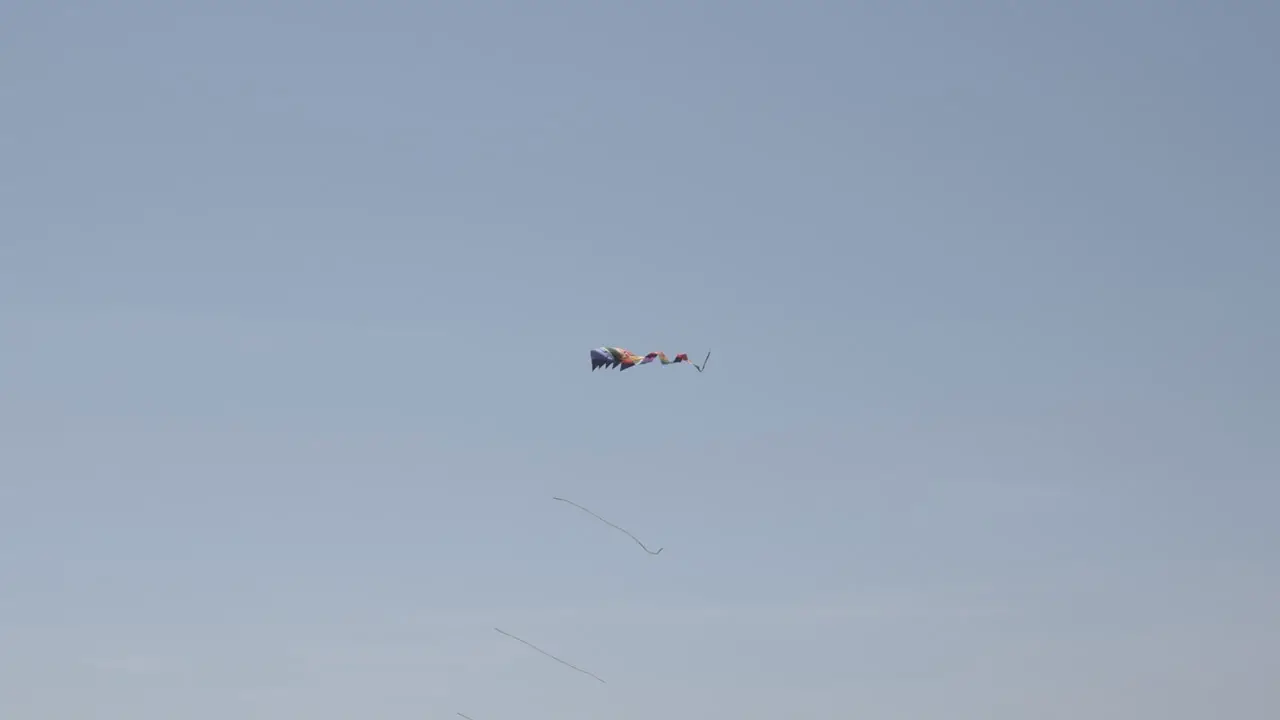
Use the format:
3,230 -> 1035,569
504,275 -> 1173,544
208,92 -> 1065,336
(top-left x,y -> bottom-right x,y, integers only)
2,1 -> 1277,718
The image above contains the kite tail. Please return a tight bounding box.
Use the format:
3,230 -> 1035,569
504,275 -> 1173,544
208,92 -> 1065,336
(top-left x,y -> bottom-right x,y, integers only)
662,351 -> 709,370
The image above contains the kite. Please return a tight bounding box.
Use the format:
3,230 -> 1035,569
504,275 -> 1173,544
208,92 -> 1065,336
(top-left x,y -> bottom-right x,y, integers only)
589,347 -> 710,372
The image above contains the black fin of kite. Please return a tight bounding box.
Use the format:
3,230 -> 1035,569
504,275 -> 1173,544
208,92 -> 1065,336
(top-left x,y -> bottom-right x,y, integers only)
695,351 -> 710,372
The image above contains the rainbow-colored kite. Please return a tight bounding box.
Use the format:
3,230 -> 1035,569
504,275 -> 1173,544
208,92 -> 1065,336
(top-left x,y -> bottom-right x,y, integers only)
589,347 -> 710,372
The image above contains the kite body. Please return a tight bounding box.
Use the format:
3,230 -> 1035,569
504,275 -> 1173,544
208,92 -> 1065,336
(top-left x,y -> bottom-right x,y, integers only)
590,346 -> 709,372
590,346 -> 651,371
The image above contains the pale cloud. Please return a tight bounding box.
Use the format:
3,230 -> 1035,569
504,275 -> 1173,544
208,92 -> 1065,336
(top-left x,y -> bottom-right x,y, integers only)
81,654 -> 181,677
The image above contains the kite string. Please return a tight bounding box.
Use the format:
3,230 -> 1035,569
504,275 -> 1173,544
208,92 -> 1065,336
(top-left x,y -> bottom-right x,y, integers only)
494,628 -> 607,684
553,496 -> 663,555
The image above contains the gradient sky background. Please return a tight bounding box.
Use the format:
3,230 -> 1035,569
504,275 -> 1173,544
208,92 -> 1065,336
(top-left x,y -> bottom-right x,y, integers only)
2,2 -> 1277,718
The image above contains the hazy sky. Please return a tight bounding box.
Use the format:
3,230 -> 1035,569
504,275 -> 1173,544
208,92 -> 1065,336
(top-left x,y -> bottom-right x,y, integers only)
3,2 -> 1277,718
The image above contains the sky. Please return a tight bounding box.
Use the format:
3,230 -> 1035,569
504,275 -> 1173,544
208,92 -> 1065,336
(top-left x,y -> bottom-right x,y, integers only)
2,1 -> 1277,718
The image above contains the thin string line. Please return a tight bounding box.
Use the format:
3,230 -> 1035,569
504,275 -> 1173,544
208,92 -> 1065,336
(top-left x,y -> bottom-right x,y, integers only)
494,627 -> 606,684
553,496 -> 663,555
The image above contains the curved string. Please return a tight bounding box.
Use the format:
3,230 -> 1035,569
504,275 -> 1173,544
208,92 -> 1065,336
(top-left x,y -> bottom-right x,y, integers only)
553,496 -> 663,555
